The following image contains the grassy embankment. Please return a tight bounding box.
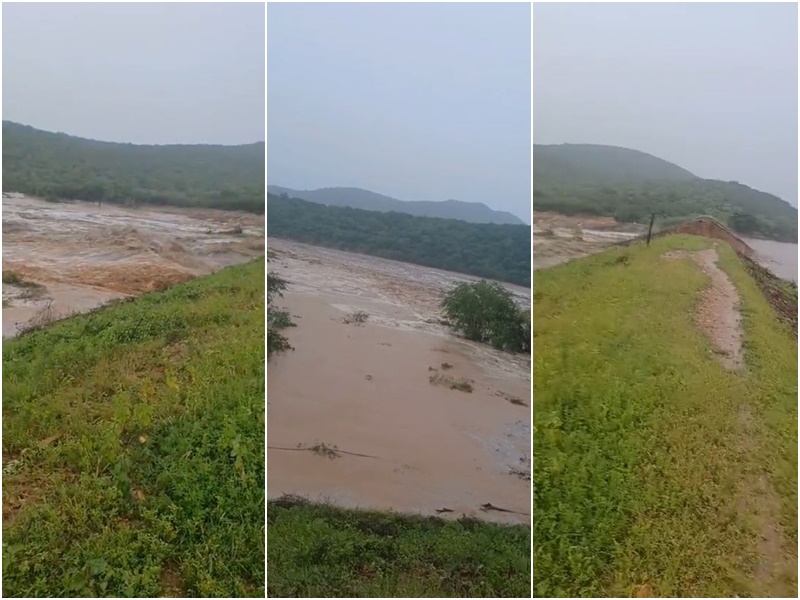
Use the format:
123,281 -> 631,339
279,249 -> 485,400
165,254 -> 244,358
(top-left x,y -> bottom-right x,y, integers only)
533,235 -> 797,597
2,259 -> 265,597
267,498 -> 530,597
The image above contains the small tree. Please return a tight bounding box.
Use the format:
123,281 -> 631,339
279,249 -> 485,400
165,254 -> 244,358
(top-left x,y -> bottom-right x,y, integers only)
441,281 -> 529,353
268,273 -> 294,357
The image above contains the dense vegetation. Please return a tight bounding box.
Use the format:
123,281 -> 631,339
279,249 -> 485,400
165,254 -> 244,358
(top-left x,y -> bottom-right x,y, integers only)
268,185 -> 525,225
533,144 -> 797,242
533,236 -> 797,597
268,497 -> 530,597
2,260 -> 265,597
268,194 -> 531,287
2,121 -> 264,213
442,281 -> 530,352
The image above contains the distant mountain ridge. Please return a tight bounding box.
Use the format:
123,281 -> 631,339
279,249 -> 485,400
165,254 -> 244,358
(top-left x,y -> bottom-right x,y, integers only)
533,143 -> 797,242
268,193 -> 531,286
267,185 -> 525,225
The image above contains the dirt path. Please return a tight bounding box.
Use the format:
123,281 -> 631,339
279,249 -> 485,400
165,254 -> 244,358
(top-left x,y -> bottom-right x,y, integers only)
663,247 -> 791,595
662,248 -> 743,370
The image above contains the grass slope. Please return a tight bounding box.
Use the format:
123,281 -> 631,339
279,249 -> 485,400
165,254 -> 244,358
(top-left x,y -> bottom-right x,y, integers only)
532,236 -> 797,597
2,260 -> 265,597
267,498 -> 531,597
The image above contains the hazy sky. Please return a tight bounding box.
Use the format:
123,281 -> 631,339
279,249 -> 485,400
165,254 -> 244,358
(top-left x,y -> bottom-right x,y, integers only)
3,3 -> 264,145
268,3 -> 531,222
533,3 -> 798,205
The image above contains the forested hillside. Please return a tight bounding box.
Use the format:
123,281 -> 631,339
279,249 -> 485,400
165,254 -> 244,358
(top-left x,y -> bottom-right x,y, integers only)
2,121 -> 264,213
268,185 -> 525,224
534,144 -> 797,242
267,193 -> 531,287
534,143 -> 697,186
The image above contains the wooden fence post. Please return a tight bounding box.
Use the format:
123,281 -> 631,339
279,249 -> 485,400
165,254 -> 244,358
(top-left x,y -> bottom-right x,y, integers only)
646,213 -> 655,246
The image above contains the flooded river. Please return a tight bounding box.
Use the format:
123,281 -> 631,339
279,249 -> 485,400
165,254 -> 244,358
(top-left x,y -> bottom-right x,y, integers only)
2,195 -> 264,337
267,239 -> 531,523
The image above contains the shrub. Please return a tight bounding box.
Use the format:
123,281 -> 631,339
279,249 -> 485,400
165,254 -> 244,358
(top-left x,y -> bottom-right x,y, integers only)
441,281 -> 530,353
267,273 -> 293,357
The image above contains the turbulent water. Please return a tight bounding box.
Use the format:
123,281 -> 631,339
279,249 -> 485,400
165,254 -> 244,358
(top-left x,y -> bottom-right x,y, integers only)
267,238 -> 531,523
2,195 -> 264,337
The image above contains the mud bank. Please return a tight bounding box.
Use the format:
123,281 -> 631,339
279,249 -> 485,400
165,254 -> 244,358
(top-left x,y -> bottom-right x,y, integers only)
2,195 -> 264,336
267,239 -> 531,524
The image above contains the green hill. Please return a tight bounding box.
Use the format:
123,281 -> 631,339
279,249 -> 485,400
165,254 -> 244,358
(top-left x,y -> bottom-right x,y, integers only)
534,143 -> 697,186
267,193 -> 531,287
2,121 -> 264,213
268,185 -> 525,225
2,260 -> 265,597
533,236 -> 796,597
533,144 -> 797,242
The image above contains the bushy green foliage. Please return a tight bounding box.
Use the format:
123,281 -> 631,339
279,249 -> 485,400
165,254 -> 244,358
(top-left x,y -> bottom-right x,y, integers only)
2,259 -> 265,597
267,273 -> 293,357
268,194 -> 531,287
267,498 -> 531,598
442,281 -> 530,352
2,121 -> 264,213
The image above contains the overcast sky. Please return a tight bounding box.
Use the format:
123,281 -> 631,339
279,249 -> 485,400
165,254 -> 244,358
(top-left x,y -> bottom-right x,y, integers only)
533,3 -> 798,205
268,3 -> 531,222
3,3 -> 264,145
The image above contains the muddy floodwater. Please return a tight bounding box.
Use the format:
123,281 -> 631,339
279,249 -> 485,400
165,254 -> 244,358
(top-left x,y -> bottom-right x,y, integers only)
2,195 -> 264,337
267,239 -> 531,524
743,238 -> 798,283
532,211 -> 643,270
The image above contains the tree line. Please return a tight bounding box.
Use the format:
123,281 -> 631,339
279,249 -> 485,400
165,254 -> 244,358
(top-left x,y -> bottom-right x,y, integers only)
2,121 -> 264,214
268,194 -> 531,287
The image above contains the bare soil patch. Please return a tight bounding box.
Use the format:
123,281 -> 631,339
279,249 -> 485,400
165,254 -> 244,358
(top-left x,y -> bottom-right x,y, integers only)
662,248 -> 743,370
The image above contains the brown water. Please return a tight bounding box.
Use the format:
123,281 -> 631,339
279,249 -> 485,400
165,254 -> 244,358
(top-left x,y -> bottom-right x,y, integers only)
267,239 -> 531,523
2,195 -> 264,337
743,238 -> 798,283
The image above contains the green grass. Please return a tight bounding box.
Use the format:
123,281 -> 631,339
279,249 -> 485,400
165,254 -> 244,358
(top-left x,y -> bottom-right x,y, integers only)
533,235 -> 797,598
267,498 -> 531,597
2,259 -> 265,597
